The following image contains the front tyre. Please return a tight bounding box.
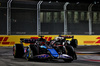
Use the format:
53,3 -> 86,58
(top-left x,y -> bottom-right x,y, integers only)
26,45 -> 38,61
26,48 -> 34,61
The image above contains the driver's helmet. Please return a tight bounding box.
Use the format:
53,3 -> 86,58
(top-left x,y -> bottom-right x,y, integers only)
66,40 -> 70,44
61,37 -> 64,40
55,37 -> 62,42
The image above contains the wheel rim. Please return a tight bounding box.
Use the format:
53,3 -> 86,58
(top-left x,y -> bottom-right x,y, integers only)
26,48 -> 33,60
26,48 -> 30,60
26,52 -> 29,60
13,46 -> 16,56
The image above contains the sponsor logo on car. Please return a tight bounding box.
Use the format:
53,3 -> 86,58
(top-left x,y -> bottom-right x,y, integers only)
37,54 -> 50,58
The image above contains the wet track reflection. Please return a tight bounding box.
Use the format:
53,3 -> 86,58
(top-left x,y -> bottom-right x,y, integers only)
0,47 -> 100,66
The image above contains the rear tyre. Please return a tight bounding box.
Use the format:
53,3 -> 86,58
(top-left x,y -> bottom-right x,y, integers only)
13,44 -> 24,58
66,45 -> 77,60
26,45 -> 38,61
70,39 -> 78,48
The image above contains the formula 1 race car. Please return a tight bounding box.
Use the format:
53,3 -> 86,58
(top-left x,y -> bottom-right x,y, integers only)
50,36 -> 78,48
13,36 -> 77,62
50,36 -> 78,60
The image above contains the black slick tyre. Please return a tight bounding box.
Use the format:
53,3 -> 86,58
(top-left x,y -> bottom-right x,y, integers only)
66,45 -> 77,60
70,39 -> 78,48
13,44 -> 24,58
26,45 -> 38,61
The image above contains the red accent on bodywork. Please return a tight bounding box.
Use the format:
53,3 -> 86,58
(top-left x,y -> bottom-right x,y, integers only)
54,44 -> 63,46
30,43 -> 35,44
54,44 -> 64,46
42,42 -> 45,44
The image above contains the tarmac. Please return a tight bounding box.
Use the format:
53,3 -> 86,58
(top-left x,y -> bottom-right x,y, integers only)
0,45 -> 100,54
0,46 -> 100,66
75,46 -> 100,54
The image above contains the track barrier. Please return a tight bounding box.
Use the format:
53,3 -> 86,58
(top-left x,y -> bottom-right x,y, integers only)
0,35 -> 100,46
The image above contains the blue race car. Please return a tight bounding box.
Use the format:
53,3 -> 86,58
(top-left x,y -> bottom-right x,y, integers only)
13,36 -> 74,62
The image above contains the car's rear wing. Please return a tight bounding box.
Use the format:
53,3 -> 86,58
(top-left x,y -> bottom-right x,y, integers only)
60,36 -> 74,39
20,38 -> 36,43
65,36 -> 74,39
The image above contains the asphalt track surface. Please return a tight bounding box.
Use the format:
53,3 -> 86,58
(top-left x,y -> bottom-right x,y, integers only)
0,46 -> 100,66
